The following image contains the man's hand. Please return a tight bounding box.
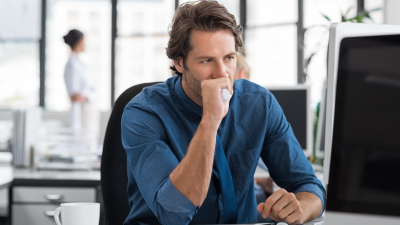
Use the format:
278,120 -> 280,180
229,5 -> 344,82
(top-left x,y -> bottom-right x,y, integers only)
257,189 -> 305,225
71,93 -> 88,103
201,77 -> 233,123
257,189 -> 322,225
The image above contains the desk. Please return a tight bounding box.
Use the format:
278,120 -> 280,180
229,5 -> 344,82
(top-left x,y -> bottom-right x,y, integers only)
0,166 -> 101,225
1,167 -> 325,225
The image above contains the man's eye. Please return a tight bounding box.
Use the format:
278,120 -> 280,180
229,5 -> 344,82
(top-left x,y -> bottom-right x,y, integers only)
225,56 -> 234,60
201,60 -> 211,63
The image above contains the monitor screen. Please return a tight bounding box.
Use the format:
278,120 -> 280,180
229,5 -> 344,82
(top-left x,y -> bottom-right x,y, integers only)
327,35 -> 400,217
269,89 -> 308,151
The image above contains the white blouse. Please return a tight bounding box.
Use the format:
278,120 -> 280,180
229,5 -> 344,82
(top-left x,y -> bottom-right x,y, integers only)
64,52 -> 95,102
64,52 -> 96,129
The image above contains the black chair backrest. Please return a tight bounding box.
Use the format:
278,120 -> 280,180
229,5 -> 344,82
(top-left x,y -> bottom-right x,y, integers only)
101,82 -> 160,225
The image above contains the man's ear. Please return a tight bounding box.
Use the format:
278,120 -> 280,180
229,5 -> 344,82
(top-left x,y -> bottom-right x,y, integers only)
174,58 -> 185,74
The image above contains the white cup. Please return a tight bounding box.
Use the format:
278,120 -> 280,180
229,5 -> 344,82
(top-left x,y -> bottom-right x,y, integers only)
53,202 -> 100,225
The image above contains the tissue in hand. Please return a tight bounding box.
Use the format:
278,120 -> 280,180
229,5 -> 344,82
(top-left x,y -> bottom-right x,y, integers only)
220,88 -> 232,102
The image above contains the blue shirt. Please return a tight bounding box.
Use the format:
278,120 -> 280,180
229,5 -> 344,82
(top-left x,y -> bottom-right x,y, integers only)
121,76 -> 326,225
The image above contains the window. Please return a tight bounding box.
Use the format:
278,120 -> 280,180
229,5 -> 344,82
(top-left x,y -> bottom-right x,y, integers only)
304,0 -> 357,107
1,0 -> 382,110
179,0 -> 240,22
0,43 -> 40,107
247,0 -> 297,26
304,0 -> 384,107
115,0 -> 175,100
365,0 -> 384,23
46,0 -> 112,111
0,0 -> 41,108
246,25 -> 298,86
246,0 -> 298,87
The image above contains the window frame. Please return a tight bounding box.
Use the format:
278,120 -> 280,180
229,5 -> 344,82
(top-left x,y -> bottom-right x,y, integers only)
34,0 -> 366,108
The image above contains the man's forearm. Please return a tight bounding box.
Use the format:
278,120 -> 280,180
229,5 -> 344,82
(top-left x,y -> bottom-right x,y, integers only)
169,118 -> 219,207
295,192 -> 322,222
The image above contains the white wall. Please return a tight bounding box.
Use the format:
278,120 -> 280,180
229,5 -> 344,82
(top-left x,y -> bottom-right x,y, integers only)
385,0 -> 400,24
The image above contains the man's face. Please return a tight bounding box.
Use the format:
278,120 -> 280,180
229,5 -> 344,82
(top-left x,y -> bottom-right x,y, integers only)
176,29 -> 237,106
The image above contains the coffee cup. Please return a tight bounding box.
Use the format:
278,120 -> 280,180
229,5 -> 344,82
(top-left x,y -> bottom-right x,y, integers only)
53,202 -> 100,225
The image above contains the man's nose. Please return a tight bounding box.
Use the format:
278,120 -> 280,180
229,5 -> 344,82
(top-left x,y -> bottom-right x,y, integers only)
213,61 -> 229,79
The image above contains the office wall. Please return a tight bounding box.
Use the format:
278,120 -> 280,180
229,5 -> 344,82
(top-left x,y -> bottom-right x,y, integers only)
385,0 -> 400,24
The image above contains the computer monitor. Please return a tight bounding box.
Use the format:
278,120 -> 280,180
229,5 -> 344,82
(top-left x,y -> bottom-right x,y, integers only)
267,86 -> 312,157
324,23 -> 400,185
324,23 -> 400,224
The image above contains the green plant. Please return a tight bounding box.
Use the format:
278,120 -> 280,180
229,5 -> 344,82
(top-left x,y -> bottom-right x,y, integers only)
305,6 -> 381,164
302,7 -> 382,81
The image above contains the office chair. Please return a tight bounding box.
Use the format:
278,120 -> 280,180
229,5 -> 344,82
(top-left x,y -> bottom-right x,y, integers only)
101,82 -> 160,225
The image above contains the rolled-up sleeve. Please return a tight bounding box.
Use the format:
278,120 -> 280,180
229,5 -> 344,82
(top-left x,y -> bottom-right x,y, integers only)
293,183 -> 325,216
260,92 -> 326,216
122,104 -> 200,224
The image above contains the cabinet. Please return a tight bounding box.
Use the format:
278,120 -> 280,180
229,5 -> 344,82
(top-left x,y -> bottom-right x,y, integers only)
7,168 -> 101,225
11,187 -> 96,225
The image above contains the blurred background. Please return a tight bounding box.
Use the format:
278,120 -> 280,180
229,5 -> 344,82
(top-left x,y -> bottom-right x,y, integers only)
0,0 -> 392,171
0,0 -> 389,112
1,0 -> 400,224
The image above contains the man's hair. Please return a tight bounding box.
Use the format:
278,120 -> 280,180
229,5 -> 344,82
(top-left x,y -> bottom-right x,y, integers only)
166,0 -> 244,76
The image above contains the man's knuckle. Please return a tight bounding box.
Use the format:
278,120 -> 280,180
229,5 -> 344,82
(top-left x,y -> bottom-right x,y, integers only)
288,193 -> 295,200
277,211 -> 285,219
266,197 -> 275,205
286,217 -> 294,224
272,205 -> 279,213
280,188 -> 287,194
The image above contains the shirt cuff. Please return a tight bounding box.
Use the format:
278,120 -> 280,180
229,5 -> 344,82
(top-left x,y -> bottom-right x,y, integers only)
157,177 -> 200,219
293,183 -> 326,217
81,89 -> 94,102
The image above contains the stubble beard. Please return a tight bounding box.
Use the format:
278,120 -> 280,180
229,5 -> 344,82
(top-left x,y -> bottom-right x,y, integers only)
183,65 -> 203,102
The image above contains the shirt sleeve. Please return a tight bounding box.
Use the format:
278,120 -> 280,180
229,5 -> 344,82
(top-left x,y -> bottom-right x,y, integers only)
64,63 -> 79,98
121,104 -> 200,224
260,92 -> 326,216
81,86 -> 95,102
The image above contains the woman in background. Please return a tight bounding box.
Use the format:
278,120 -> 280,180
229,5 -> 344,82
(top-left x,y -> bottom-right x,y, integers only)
63,29 -> 98,138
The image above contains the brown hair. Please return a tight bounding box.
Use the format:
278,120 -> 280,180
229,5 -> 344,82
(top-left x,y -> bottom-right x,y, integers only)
166,0 -> 244,76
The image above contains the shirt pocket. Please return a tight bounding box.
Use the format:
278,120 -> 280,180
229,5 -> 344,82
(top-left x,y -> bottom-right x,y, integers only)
229,146 -> 262,191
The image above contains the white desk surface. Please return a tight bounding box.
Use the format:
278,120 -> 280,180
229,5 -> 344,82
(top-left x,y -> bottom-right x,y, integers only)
0,165 -> 100,189
12,167 -> 100,181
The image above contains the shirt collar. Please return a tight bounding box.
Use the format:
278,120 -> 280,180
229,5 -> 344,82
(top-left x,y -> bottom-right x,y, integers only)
173,76 -> 203,118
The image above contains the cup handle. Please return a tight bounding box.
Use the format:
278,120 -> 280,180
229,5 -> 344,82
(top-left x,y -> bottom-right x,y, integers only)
53,207 -> 62,225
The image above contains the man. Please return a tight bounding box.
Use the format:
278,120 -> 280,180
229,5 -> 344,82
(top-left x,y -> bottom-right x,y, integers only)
121,1 -> 325,224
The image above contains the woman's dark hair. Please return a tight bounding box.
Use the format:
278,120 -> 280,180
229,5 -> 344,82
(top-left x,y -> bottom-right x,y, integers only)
166,0 -> 244,76
63,29 -> 84,49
